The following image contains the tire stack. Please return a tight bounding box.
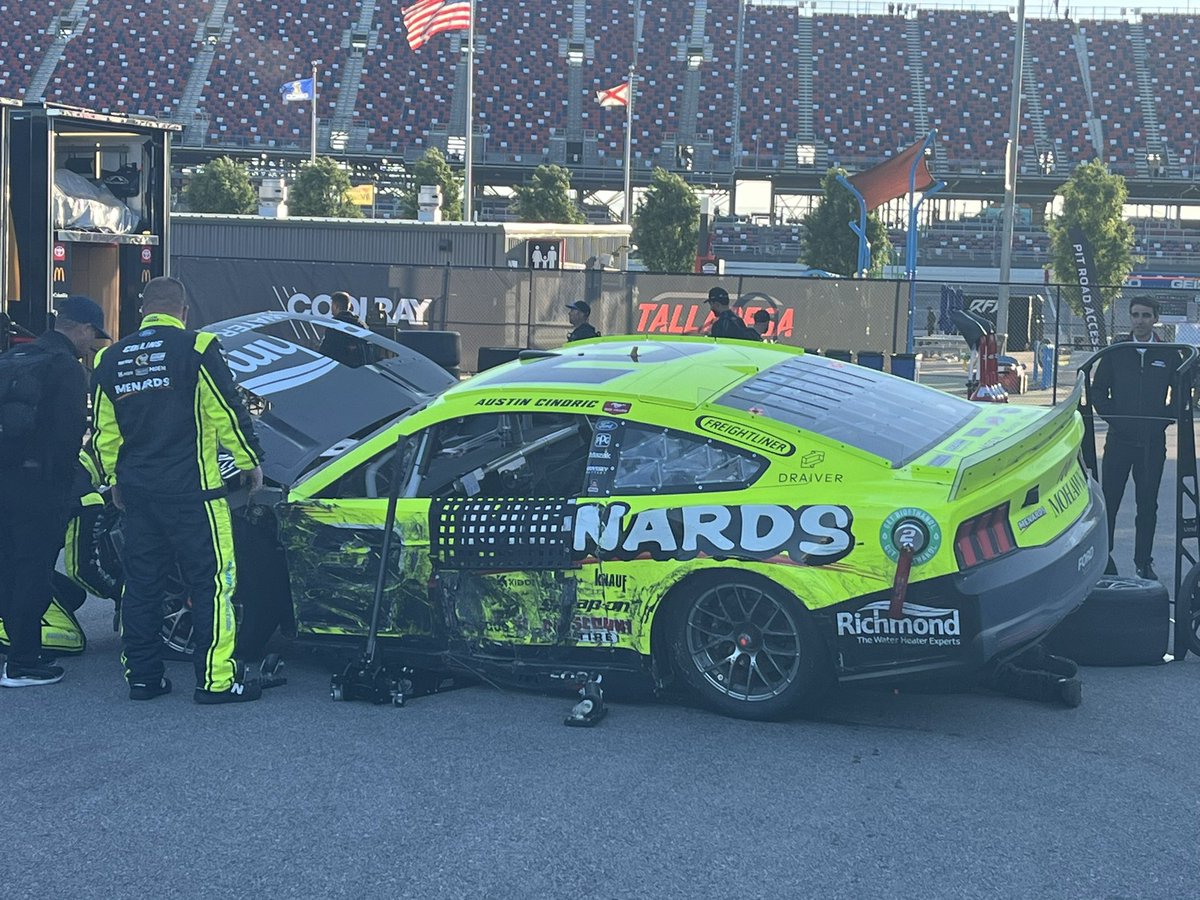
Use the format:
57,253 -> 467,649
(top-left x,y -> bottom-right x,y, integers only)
393,331 -> 462,379
1044,575 -> 1171,666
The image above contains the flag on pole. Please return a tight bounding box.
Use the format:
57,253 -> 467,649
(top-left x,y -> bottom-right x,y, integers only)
402,0 -> 472,51
279,77 -> 315,102
596,81 -> 630,108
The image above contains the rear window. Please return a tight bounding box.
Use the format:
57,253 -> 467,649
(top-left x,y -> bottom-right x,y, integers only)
716,355 -> 976,466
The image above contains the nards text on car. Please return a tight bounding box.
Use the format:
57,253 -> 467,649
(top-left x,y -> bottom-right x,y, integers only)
264,335 -> 1106,720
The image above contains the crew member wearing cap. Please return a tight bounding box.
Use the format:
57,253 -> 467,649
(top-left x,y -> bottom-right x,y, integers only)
0,296 -> 107,687
707,287 -> 760,341
566,301 -> 600,342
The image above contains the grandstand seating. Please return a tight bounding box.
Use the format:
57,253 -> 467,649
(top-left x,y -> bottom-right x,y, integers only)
581,4 -> 639,161
1024,18 -> 1093,166
468,0 -> 572,160
813,13 -> 917,165
47,0 -> 210,118
1143,15 -> 1200,177
1080,19 -> 1144,175
739,3 -> 801,161
920,11 -> 1013,170
0,1 -> 69,98
204,1 -> 357,147
359,0 -> 460,154
2,2 -> 1198,186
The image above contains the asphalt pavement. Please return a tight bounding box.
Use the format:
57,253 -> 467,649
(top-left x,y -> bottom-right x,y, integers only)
4,396 -> 1199,899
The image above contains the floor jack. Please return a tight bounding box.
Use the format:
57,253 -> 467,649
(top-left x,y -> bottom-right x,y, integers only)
559,672 -> 608,727
257,653 -> 287,690
330,438 -> 422,707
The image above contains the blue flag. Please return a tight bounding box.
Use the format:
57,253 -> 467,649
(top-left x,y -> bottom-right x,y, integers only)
280,78 -> 314,102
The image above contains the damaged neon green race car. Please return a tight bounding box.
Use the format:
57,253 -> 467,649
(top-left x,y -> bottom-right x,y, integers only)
254,325 -> 1106,720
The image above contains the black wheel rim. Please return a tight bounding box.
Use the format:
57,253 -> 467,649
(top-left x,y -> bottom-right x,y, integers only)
160,591 -> 193,656
685,582 -> 803,702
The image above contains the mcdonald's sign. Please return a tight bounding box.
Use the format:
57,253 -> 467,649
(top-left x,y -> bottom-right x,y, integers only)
53,266 -> 67,283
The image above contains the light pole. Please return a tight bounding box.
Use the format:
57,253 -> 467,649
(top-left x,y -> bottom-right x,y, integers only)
996,0 -> 1026,349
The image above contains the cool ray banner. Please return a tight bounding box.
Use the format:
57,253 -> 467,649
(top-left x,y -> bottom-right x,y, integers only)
175,258 -> 437,328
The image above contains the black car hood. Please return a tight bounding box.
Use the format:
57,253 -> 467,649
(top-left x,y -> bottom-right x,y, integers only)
202,311 -> 455,485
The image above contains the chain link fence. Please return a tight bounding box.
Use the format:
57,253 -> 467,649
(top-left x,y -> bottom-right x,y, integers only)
177,256 -> 1200,396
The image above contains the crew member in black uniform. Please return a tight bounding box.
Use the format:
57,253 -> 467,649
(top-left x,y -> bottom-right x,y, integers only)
92,277 -> 265,703
0,296 -> 107,687
318,291 -> 368,366
706,287 -> 761,341
1091,297 -> 1178,580
565,301 -> 600,342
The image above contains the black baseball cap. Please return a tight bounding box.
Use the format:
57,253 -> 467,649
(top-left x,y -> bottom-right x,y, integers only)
566,300 -> 591,316
57,295 -> 110,339
753,309 -> 771,323
707,287 -> 730,304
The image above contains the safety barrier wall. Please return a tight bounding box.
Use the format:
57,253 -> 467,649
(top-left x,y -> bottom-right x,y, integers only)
172,257 -> 1199,384
174,259 -> 911,371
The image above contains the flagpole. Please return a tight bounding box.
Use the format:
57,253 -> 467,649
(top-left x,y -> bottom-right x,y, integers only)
624,1 -> 642,226
462,0 -> 475,221
310,59 -> 319,163
623,66 -> 634,225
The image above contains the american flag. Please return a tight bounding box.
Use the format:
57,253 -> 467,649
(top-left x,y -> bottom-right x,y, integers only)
402,0 -> 472,51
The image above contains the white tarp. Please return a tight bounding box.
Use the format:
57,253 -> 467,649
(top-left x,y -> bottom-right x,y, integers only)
53,169 -> 139,234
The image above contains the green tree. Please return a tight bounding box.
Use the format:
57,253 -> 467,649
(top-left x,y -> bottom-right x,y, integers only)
289,157 -> 362,218
398,148 -> 461,220
800,167 -> 889,277
511,164 -> 585,223
1046,160 -> 1139,312
183,156 -> 256,214
631,167 -> 700,273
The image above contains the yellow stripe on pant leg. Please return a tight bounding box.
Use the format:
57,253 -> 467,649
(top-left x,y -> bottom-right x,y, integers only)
202,497 -> 239,692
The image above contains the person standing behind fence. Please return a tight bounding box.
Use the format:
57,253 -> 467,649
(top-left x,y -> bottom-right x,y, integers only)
565,301 -> 600,342
1091,297 -> 1177,581
707,287 -> 761,341
92,277 -> 266,703
0,296 -> 107,687
752,309 -> 774,342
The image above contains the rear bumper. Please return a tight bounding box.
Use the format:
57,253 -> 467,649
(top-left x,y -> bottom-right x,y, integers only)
957,479 -> 1108,665
826,480 -> 1108,682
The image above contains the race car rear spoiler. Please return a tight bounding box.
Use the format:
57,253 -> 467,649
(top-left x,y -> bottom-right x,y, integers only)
949,376 -> 1085,500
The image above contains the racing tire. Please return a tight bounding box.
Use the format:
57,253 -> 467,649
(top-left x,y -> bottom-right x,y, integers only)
394,331 -> 461,370
1043,575 -> 1170,666
665,573 -> 832,721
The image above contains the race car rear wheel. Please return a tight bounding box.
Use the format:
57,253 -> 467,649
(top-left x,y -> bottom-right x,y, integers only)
667,574 -> 830,721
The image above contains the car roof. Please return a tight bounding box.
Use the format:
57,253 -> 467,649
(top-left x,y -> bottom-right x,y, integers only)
453,337 -> 803,409
443,337 -> 984,469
